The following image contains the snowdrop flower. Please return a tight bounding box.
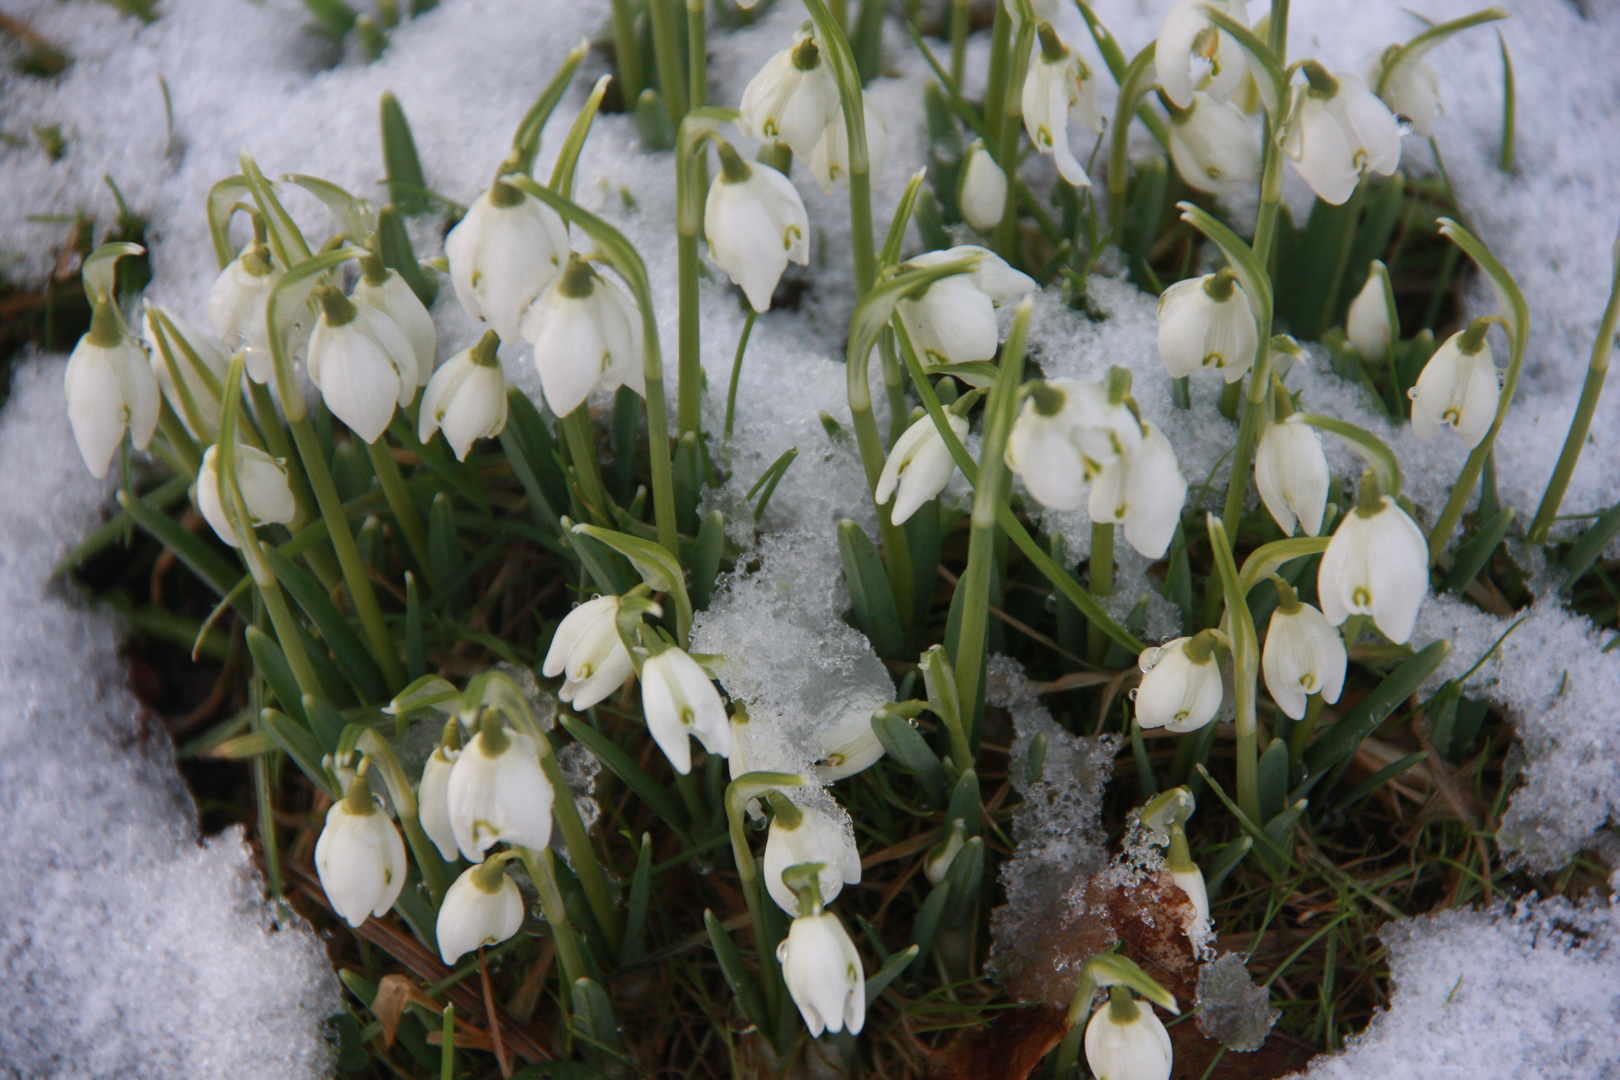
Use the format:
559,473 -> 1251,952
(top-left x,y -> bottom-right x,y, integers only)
437,856 -> 525,965
875,412 -> 968,525
1156,269 -> 1258,383
1088,421 -> 1188,560
958,139 -> 1008,234
1167,843 -> 1210,930
420,330 -> 510,461
542,594 -> 635,710
195,443 -> 296,549
1408,321 -> 1499,448
1007,376 -> 1144,512
1262,589 -> 1347,720
809,91 -> 889,194
445,716 -> 554,861
813,690 -> 892,782
777,910 -> 865,1037
641,646 -> 731,775
704,143 -> 810,313
64,299 -> 160,479
739,26 -> 842,158
519,254 -> 644,419
1022,23 -> 1105,187
445,180 -> 570,343
1282,65 -> 1401,206
1254,412 -> 1328,537
354,258 -> 436,389
1166,93 -> 1262,196
306,286 -> 418,443
207,239 -> 281,383
895,246 -> 1036,367
1157,0 -> 1250,109
1085,990 -> 1174,1080
417,722 -> 461,863
1317,479 -> 1429,645
763,799 -> 862,916
1135,632 -> 1223,733
315,771 -> 407,928
1346,263 -> 1394,362
143,308 -> 227,438
1368,45 -> 1442,137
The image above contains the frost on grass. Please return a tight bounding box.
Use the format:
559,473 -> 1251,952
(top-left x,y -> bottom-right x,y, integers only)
1196,953 -> 1281,1053
1292,895 -> 1620,1080
0,359 -> 340,1080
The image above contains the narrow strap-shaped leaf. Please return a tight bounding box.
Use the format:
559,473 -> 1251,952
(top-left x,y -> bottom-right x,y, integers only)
1331,750 -> 1429,813
263,547 -> 389,703
1302,639 -> 1451,776
118,489 -> 244,601
1295,413 -> 1403,498
206,175 -> 253,270
548,75 -> 612,201
871,709 -> 948,807
380,91 -> 428,215
573,523 -> 694,648
906,879 -> 952,974
376,205 -> 437,306
620,833 -> 655,967
838,519 -> 906,660
865,944 -> 921,1004
703,910 -> 771,1036
559,716 -> 690,835
1256,737 -> 1291,825
262,708 -> 335,797
1442,507 -> 1514,594
1560,500 -> 1620,591
81,241 -> 145,305
689,510 -> 725,612
511,38 -> 590,174
302,693 -> 349,756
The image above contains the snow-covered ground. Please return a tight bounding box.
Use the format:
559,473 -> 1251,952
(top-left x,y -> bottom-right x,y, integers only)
3,0 -> 1619,1074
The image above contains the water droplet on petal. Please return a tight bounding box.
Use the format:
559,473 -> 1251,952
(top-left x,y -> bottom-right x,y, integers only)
1394,113 -> 1416,137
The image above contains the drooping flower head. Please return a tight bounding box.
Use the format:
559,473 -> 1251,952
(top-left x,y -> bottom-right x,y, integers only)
420,330 -> 510,461
1135,631 -> 1224,733
1022,22 -> 1105,187
519,254 -> 645,419
1156,268 -> 1259,383
1408,319 -> 1500,448
1283,64 -> 1401,206
1157,0 -> 1251,109
739,25 -> 842,159
704,142 -> 810,314
445,179 -> 570,342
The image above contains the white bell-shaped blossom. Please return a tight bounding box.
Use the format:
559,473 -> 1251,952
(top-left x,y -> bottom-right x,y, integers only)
207,241 -> 281,383
1170,862 -> 1210,930
354,262 -> 436,389
1262,598 -> 1347,720
1135,634 -> 1223,733
958,139 -> 1008,234
444,181 -> 570,343
519,254 -> 645,419
143,308 -> 228,438
1084,994 -> 1174,1080
543,594 -> 636,710
314,773 -> 408,928
875,412 -> 967,525
739,26 -> 842,158
306,287 -> 418,443
777,911 -> 865,1037
1167,93 -> 1262,196
196,443 -> 296,549
1087,421 -> 1188,560
641,646 -> 731,775
1156,270 -> 1258,383
705,145 -> 810,314
1368,45 -> 1442,138
437,857 -> 525,965
895,246 -> 1036,367
1254,413 -> 1329,537
763,801 -> 862,916
1408,325 -> 1499,448
1346,265 -> 1394,362
1157,0 -> 1250,109
1022,23 -> 1105,187
444,720 -> 554,861
1283,67 -> 1401,206
1007,378 -> 1144,512
64,302 -> 160,479
417,738 -> 461,863
1317,490 -> 1429,645
419,330 -> 510,461
809,91 -> 889,194
813,689 -> 892,782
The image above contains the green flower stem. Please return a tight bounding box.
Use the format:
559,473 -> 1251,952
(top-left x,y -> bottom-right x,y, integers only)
880,333 -> 909,448
1288,691 -> 1324,768
247,380 -> 295,471
949,0 -> 969,86
1267,0 -> 1291,70
1106,44 -> 1158,239
537,734 -> 624,952
994,16 -> 1034,262
649,0 -> 688,127
724,309 -> 757,439
1052,964 -> 1100,1080
514,844 -> 586,1016
609,0 -> 643,103
953,302 -> 1031,734
1530,230 -> 1620,541
560,405 -> 613,526
1426,219 -> 1529,562
1087,520 -> 1115,665
893,318 -> 1146,653
686,0 -> 705,115
1208,514 -> 1260,824
804,0 -> 876,295
674,113 -> 737,439
288,416 -> 407,690
1316,179 -> 1367,335
364,437 -> 432,583
846,324 -> 916,630
725,772 -> 806,1034
982,2 -> 1012,145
